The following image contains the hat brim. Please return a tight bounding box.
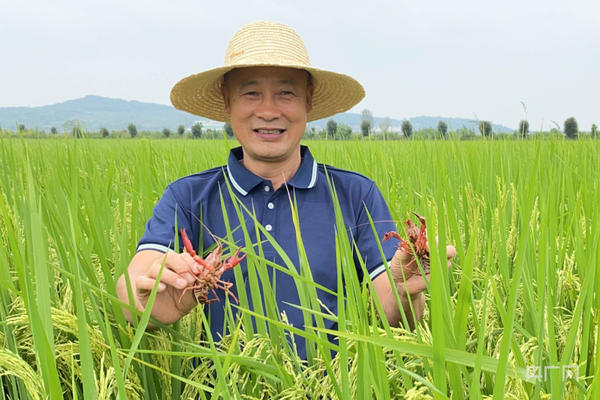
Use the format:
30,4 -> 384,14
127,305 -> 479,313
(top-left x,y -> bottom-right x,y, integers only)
170,64 -> 365,122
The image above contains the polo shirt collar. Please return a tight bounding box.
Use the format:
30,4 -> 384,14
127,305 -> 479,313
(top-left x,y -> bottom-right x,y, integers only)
226,145 -> 318,196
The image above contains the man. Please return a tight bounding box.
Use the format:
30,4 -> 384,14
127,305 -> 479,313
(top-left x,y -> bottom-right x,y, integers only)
116,21 -> 455,359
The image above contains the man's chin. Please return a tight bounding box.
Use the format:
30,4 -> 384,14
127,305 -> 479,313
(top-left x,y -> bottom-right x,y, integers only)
245,147 -> 301,164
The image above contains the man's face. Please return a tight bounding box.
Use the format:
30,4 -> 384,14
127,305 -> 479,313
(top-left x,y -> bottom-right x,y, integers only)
222,66 -> 313,165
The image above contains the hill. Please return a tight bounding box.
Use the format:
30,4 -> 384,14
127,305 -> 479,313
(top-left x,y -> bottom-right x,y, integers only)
0,95 -> 207,132
0,95 -> 514,133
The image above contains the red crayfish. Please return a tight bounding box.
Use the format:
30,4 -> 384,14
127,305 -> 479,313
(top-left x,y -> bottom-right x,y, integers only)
382,212 -> 430,281
178,228 -> 246,304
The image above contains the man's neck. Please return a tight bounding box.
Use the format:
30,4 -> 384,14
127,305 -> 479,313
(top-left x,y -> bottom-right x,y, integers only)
240,151 -> 302,191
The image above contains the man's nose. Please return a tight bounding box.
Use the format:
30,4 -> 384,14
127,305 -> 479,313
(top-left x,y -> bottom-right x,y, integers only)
255,94 -> 280,120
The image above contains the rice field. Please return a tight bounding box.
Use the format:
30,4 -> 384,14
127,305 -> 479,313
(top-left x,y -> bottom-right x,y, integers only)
0,137 -> 598,399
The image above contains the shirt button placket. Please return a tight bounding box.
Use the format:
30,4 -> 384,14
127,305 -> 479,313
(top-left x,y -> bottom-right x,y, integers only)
263,185 -> 275,235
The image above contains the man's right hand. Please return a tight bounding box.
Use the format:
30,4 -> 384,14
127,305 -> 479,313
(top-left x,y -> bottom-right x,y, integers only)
116,249 -> 202,325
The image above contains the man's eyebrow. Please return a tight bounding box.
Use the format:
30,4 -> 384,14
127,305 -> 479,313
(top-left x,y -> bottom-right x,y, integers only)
239,78 -> 299,87
276,79 -> 298,86
238,80 -> 258,90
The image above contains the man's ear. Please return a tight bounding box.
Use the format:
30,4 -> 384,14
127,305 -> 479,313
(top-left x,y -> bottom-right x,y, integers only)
220,81 -> 231,115
305,82 -> 314,114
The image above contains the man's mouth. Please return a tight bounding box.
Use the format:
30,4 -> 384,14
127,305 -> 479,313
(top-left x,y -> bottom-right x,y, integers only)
254,128 -> 285,135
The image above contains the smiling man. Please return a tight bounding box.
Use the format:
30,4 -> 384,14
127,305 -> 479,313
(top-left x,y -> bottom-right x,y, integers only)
220,66 -> 312,189
116,21 -> 455,359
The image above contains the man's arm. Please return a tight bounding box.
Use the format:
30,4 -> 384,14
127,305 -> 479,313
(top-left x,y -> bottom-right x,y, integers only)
116,249 -> 201,325
372,266 -> 426,330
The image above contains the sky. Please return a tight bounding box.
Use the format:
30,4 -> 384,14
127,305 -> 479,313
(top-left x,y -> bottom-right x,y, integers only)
1,0 -> 599,130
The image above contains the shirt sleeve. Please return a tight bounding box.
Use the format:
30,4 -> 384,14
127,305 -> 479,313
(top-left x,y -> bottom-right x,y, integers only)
354,182 -> 398,282
137,184 -> 192,253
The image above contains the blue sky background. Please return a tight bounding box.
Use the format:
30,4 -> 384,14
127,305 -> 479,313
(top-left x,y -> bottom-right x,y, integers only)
1,0 -> 598,130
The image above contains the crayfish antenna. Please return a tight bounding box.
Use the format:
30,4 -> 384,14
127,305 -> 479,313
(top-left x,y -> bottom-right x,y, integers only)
199,219 -> 225,251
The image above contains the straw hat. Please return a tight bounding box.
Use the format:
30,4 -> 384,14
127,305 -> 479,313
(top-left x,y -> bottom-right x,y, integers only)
170,21 -> 365,122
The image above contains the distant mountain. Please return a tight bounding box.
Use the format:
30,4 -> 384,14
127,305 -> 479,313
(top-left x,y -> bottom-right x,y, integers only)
0,95 -> 209,132
0,95 -> 514,133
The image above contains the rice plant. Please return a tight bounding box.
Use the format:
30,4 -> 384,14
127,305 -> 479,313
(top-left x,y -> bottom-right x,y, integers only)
0,137 -> 598,398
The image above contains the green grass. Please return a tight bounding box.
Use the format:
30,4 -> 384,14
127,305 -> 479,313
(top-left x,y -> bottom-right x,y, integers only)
0,137 -> 598,398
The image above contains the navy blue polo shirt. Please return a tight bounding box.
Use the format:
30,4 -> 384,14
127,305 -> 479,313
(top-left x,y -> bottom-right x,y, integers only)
137,145 -> 397,358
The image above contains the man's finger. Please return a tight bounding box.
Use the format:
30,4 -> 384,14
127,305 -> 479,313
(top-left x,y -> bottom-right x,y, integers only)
135,276 -> 167,293
446,245 -> 457,259
134,276 -> 167,312
166,251 -> 200,275
402,273 -> 430,295
147,262 -> 194,289
151,258 -> 197,284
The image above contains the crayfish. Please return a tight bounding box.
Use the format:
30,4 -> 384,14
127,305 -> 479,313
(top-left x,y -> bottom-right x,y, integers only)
178,228 -> 246,304
382,213 -> 430,282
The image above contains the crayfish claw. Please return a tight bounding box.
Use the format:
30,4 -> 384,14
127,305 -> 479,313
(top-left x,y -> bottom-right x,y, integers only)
222,247 -> 246,271
412,212 -> 426,226
180,228 -> 198,258
382,231 -> 404,243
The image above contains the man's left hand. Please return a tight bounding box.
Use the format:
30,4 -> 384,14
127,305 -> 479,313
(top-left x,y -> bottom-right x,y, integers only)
372,240 -> 457,328
389,243 -> 457,297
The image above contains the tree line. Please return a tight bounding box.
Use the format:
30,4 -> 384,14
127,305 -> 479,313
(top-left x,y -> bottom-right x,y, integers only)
351,110 -> 593,140
4,117 -> 597,140
5,121 -> 236,139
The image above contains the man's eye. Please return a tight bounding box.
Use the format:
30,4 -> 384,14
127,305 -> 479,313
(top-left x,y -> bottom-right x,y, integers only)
243,91 -> 259,97
280,91 -> 295,96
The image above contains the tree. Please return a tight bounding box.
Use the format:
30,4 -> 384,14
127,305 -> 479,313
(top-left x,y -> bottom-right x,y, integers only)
361,109 -> 373,126
191,122 -> 203,138
73,126 -> 83,138
478,120 -> 493,137
361,109 -> 373,136
564,117 -> 578,139
335,123 -> 352,140
63,119 -> 82,136
518,120 -> 529,138
100,128 -> 109,138
224,122 -> 234,137
326,119 -> 337,138
127,123 -> 137,138
401,120 -> 413,138
360,119 -> 371,136
50,127 -> 58,135
592,124 -> 598,138
177,124 -> 185,136
437,121 -> 448,138
162,128 -> 171,138
17,124 -> 26,132
63,119 -> 84,138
